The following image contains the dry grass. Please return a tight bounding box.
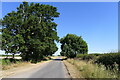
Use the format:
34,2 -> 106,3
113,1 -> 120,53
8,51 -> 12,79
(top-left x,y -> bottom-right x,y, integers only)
2,61 -> 30,70
1,61 -> 31,78
67,59 -> 119,78
1,56 -> 53,70
63,60 -> 82,78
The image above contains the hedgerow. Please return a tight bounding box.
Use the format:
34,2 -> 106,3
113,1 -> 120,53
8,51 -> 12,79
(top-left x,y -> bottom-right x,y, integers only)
95,53 -> 120,70
76,54 -> 102,61
76,53 -> 120,71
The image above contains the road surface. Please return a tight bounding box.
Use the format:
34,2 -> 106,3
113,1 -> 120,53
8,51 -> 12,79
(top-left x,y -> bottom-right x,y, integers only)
4,58 -> 69,78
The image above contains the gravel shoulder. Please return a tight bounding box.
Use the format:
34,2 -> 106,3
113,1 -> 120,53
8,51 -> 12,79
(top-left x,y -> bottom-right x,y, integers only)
63,60 -> 82,78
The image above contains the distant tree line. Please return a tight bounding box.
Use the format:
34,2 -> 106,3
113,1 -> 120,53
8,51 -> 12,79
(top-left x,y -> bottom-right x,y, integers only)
1,2 -> 60,62
60,34 -> 88,58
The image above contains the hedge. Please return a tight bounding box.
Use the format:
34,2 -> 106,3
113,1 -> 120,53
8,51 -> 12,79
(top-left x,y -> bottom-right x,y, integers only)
95,53 -> 120,70
76,54 -> 102,61
76,53 -> 120,71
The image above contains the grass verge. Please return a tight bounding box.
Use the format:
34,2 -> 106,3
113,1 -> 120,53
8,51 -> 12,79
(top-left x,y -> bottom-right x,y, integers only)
1,58 -> 30,70
1,56 -> 51,70
66,59 -> 120,78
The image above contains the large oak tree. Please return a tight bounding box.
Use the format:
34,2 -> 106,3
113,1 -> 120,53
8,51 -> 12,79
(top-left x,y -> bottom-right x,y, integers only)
1,2 -> 60,62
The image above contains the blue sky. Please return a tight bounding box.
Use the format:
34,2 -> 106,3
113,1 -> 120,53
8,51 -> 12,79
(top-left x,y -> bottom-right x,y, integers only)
1,2 -> 118,55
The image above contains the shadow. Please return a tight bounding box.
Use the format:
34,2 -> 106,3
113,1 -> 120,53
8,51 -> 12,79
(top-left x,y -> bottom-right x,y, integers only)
52,59 -> 63,61
52,58 -> 67,61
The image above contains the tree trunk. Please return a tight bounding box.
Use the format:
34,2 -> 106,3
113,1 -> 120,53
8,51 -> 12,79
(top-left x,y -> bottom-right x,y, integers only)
12,54 -> 15,59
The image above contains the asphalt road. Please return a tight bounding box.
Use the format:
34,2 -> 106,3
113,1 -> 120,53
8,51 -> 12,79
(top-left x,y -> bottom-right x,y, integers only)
5,58 -> 69,78
30,59 -> 68,78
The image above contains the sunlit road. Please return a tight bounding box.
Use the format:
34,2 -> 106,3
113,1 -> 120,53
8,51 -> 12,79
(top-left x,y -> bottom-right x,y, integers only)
3,58 -> 69,78
30,58 -> 68,78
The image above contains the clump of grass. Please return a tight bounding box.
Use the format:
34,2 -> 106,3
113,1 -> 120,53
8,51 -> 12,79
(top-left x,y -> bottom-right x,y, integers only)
67,59 -> 119,78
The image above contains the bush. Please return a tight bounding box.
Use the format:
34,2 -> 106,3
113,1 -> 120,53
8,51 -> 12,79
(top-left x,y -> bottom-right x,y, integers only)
2,58 -> 22,65
95,53 -> 120,71
76,54 -> 97,61
67,59 -> 119,78
91,53 -> 102,56
82,54 -> 95,61
76,54 -> 85,58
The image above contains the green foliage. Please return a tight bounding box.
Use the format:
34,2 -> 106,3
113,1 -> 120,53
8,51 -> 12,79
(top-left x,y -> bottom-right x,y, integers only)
76,54 -> 95,61
67,59 -> 119,78
95,53 -> 120,71
60,34 -> 88,58
76,53 -> 102,61
76,53 -> 120,72
1,2 -> 60,62
2,58 -> 22,65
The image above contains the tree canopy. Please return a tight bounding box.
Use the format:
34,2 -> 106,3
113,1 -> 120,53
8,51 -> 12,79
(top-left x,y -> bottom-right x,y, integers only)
60,34 -> 88,58
1,2 -> 60,62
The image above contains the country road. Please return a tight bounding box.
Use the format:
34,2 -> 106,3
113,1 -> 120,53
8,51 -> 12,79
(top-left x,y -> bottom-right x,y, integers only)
3,58 -> 70,78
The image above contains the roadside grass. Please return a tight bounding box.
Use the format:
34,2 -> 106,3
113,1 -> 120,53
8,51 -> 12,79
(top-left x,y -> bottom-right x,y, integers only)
0,55 -> 20,57
1,58 -> 30,70
1,56 -> 53,70
67,59 -> 120,78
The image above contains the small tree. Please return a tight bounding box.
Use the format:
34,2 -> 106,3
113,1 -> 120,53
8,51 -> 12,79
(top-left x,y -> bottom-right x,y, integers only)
60,34 -> 88,58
